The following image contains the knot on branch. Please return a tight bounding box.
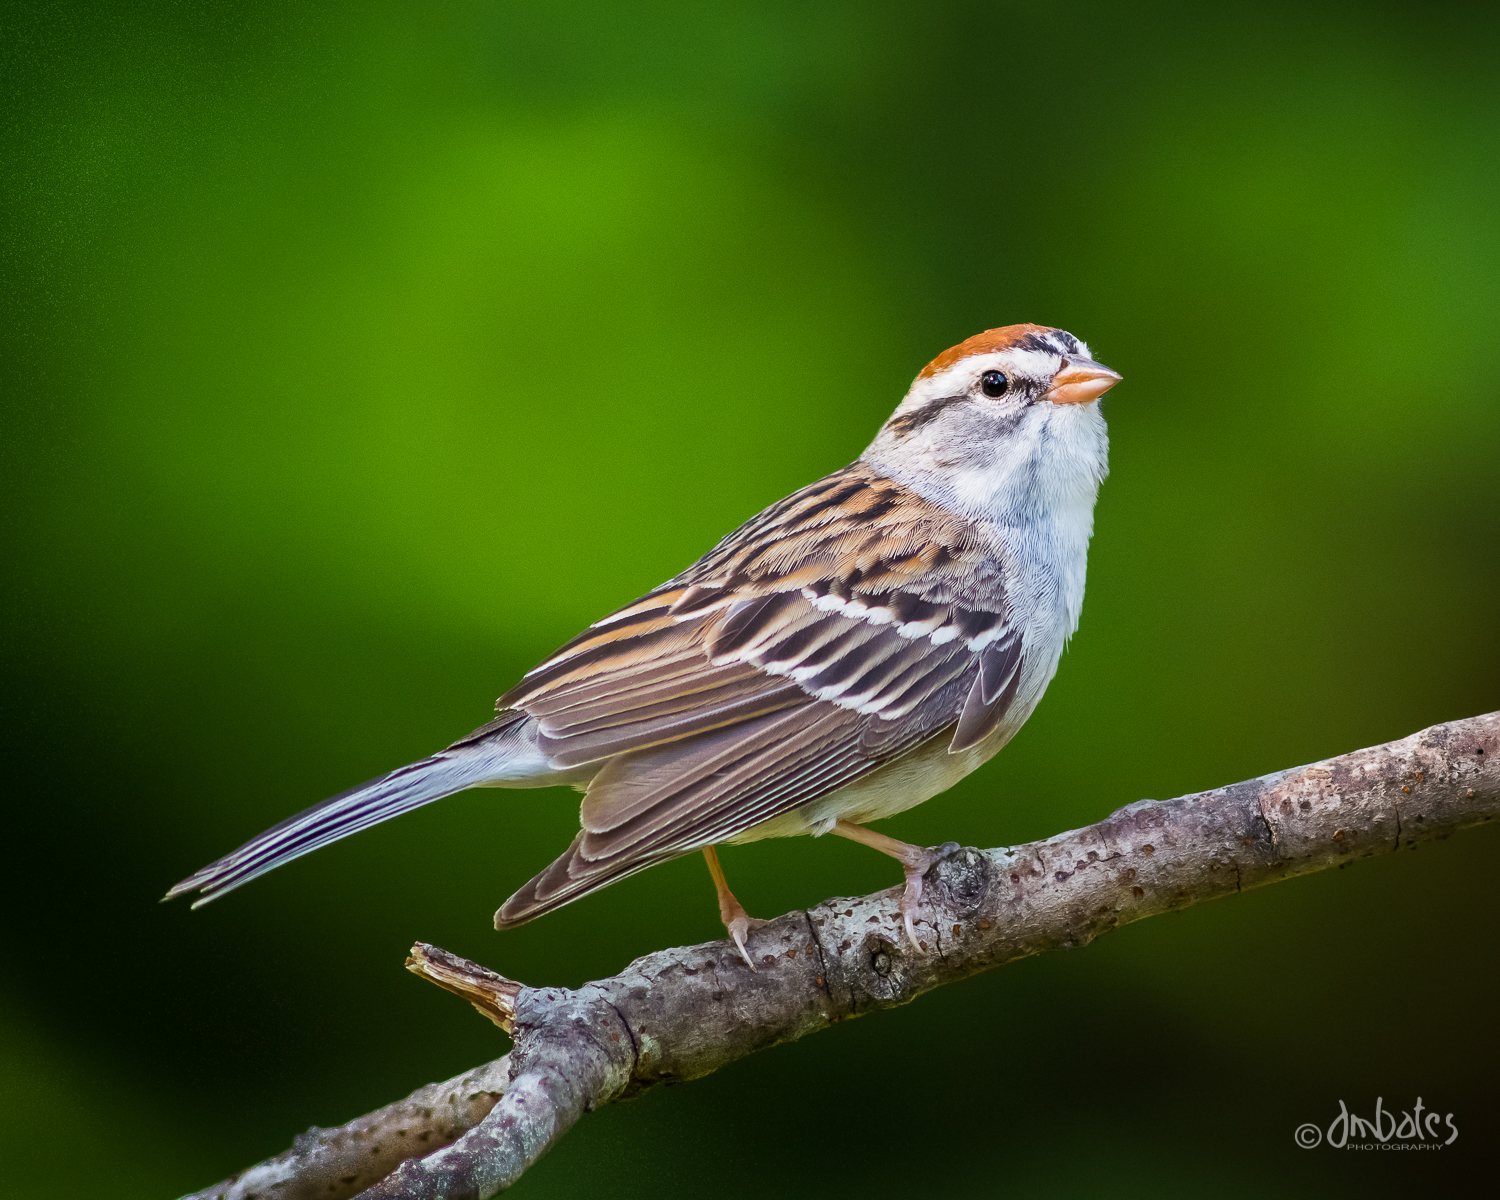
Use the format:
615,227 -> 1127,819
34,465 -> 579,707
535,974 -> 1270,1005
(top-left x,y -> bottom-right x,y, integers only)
928,844 -> 989,913
509,983 -> 637,1104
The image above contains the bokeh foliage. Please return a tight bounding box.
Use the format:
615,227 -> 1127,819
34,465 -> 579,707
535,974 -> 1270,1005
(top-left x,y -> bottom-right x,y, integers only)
3,2 -> 1498,1196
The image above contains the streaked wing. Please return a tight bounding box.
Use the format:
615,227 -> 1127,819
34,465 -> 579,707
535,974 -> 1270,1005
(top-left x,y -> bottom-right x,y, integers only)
495,462 -> 1024,925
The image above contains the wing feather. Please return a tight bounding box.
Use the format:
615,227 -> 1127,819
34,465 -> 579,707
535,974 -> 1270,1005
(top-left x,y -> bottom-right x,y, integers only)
493,461 -> 1024,927
536,677 -> 807,768
950,633 -> 1025,751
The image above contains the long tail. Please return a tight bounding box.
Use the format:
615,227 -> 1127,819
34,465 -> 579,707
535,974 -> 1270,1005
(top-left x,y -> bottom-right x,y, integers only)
165,715 -> 533,908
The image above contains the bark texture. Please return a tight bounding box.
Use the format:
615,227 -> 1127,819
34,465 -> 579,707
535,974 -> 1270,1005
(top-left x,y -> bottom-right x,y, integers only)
187,1058 -> 512,1200
183,712 -> 1499,1200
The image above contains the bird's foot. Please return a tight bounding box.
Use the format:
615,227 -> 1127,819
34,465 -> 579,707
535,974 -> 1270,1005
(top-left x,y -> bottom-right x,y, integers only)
703,845 -> 769,970
724,904 -> 772,971
831,821 -> 965,953
896,840 -> 961,952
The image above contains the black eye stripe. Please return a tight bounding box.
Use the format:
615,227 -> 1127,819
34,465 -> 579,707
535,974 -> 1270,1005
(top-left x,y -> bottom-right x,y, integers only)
886,395 -> 963,436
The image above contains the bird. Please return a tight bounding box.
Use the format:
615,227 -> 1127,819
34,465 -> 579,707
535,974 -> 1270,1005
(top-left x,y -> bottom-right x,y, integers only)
166,323 -> 1120,966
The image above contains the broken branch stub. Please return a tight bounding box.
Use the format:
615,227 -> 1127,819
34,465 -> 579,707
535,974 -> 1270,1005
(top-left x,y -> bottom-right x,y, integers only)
405,942 -> 521,1033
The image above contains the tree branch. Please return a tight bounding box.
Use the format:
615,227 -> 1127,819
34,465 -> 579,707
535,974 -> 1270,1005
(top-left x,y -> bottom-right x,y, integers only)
183,712 -> 1499,1200
183,1058 -> 513,1200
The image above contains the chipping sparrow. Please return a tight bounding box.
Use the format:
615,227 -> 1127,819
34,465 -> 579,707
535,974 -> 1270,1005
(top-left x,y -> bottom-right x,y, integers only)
168,324 -> 1121,965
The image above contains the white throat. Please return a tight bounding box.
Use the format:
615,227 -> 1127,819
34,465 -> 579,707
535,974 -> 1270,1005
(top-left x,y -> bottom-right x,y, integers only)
862,401 -> 1109,642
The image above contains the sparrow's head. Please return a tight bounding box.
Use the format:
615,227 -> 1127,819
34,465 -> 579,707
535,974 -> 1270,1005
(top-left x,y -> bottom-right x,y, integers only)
863,324 -> 1120,520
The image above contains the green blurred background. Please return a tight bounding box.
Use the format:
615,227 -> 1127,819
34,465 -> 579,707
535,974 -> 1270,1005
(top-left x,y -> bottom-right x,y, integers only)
4,1 -> 1499,1196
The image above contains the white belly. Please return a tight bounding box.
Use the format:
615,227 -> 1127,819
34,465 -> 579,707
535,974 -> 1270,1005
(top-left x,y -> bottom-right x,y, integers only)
727,693 -> 1038,844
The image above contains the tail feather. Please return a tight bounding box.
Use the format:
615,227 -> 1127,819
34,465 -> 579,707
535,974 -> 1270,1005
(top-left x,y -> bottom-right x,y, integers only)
166,730 -> 525,908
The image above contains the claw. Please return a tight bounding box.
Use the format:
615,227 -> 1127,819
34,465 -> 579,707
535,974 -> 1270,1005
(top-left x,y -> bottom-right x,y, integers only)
730,921 -> 756,971
726,911 -> 770,971
902,915 -> 921,952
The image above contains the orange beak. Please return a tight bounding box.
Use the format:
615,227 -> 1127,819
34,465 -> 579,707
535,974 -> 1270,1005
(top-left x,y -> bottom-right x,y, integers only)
1043,359 -> 1122,407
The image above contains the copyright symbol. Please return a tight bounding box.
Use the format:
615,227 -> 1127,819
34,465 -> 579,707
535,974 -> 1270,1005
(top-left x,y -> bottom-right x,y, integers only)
1294,1123 -> 1322,1149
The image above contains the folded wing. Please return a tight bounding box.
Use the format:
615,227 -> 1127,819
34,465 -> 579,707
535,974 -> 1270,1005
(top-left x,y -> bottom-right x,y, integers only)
495,463 -> 1025,926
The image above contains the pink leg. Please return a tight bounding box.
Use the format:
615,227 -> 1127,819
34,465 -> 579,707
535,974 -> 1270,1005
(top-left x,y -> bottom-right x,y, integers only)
703,846 -> 768,970
831,820 -> 953,951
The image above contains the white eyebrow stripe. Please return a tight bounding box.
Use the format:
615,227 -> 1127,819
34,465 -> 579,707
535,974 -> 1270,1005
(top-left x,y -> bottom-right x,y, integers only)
922,347 -> 1060,394
987,348 -> 1058,380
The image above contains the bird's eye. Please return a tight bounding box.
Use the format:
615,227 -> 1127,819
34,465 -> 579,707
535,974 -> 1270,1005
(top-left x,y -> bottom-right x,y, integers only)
979,370 -> 1008,398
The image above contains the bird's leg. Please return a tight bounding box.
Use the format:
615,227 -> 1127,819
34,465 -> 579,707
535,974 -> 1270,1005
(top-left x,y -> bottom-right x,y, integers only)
831,820 -> 958,952
702,845 -> 768,971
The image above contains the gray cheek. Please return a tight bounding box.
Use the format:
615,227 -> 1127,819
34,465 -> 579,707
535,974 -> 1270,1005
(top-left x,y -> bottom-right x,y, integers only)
937,403 -> 1025,459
